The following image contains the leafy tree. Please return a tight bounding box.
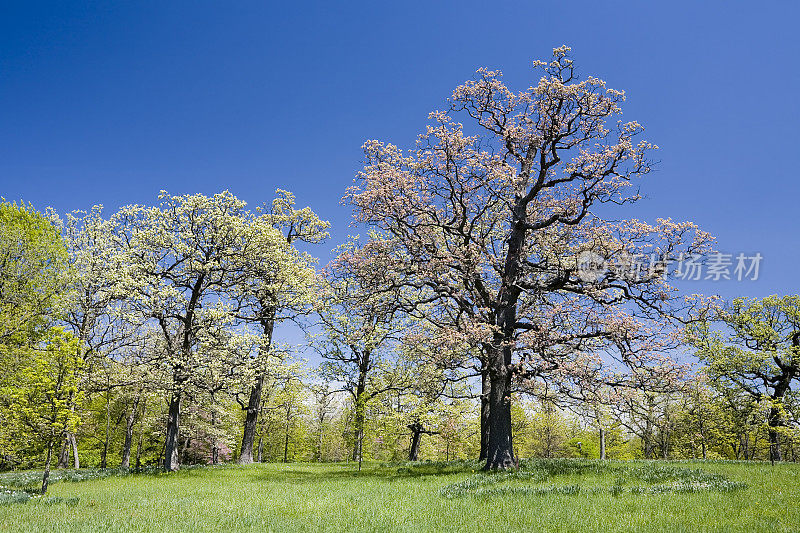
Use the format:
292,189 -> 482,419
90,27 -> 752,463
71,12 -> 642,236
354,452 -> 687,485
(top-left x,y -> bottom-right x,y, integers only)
233,190 -> 327,464
0,201 -> 71,471
0,201 -> 69,345
313,238 -> 415,467
1,328 -> 82,493
111,191 -> 262,470
688,295 -> 800,462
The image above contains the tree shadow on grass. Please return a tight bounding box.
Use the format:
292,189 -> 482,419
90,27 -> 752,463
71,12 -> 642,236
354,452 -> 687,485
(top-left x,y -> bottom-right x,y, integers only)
249,460 -> 482,484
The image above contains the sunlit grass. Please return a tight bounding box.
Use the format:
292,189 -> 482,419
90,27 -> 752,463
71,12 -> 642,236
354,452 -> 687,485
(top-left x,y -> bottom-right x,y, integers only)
1,460 -> 798,532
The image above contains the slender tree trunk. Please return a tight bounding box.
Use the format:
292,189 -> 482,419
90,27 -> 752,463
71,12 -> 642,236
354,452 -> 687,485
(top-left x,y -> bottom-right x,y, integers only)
352,352 -> 370,465
121,396 -> 140,469
99,390 -> 112,469
283,407 -> 290,463
256,436 -> 263,463
479,367 -> 490,461
240,317 -> 274,464
315,428 -> 323,462
484,343 -> 515,470
163,389 -> 181,471
69,432 -> 79,468
210,391 -> 218,465
599,426 -> 606,460
41,443 -> 54,495
135,398 -> 146,471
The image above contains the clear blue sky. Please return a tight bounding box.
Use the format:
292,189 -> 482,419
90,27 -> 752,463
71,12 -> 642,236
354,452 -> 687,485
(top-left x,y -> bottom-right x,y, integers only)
1,1 -> 798,303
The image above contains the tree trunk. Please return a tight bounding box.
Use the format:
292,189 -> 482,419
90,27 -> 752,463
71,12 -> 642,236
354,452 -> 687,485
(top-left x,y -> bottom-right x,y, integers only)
352,398 -> 365,464
69,432 -> 79,469
163,390 -> 181,471
768,418 -> 782,464
599,426 -> 606,460
316,426 -> 324,462
121,396 -> 140,469
352,352 -> 370,465
57,436 -> 69,468
257,436 -> 263,463
100,390 -> 111,468
135,398 -> 146,471
41,443 -> 53,495
484,343 -> 515,470
479,367 -> 490,461
239,374 -> 264,464
240,317 -> 274,464
283,407 -> 290,463
408,422 -> 423,461
210,392 -> 218,465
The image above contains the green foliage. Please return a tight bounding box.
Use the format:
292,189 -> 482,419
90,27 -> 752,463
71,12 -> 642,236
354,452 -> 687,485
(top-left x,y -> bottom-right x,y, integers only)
0,200 -> 69,344
1,328 -> 83,466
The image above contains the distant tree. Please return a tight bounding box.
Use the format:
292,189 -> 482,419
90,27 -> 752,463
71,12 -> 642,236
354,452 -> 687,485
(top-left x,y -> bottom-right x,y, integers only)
688,295 -> 800,463
313,239 -> 414,467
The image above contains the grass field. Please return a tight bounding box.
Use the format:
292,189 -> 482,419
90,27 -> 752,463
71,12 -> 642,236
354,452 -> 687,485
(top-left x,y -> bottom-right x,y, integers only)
1,459 -> 798,532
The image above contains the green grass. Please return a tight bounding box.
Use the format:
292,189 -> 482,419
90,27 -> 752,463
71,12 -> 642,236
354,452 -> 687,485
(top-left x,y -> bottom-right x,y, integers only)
1,459 -> 798,532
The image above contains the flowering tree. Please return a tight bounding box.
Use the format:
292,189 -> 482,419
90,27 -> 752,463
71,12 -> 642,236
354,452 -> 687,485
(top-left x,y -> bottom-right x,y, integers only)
347,46 -> 711,468
58,206 -> 140,469
111,191 -> 264,470
233,190 -> 328,464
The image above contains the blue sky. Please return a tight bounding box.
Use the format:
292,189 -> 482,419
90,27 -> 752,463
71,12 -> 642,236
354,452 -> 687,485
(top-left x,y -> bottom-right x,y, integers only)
1,1 -> 798,306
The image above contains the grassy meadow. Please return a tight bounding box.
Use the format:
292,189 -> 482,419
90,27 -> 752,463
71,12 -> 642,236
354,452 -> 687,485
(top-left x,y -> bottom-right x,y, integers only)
1,459 -> 798,532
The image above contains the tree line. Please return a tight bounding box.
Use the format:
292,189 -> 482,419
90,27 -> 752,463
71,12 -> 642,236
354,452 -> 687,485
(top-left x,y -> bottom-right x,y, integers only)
1,47 -> 798,494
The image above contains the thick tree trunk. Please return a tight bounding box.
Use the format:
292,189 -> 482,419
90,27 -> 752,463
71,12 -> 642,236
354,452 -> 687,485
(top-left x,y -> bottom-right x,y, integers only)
163,390 -> 181,471
57,436 -> 69,468
484,344 -> 515,470
239,374 -> 264,465
408,422 -> 423,461
768,407 -> 783,464
479,368 -> 490,461
599,427 -> 606,460
121,396 -> 140,469
41,443 -> 53,495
